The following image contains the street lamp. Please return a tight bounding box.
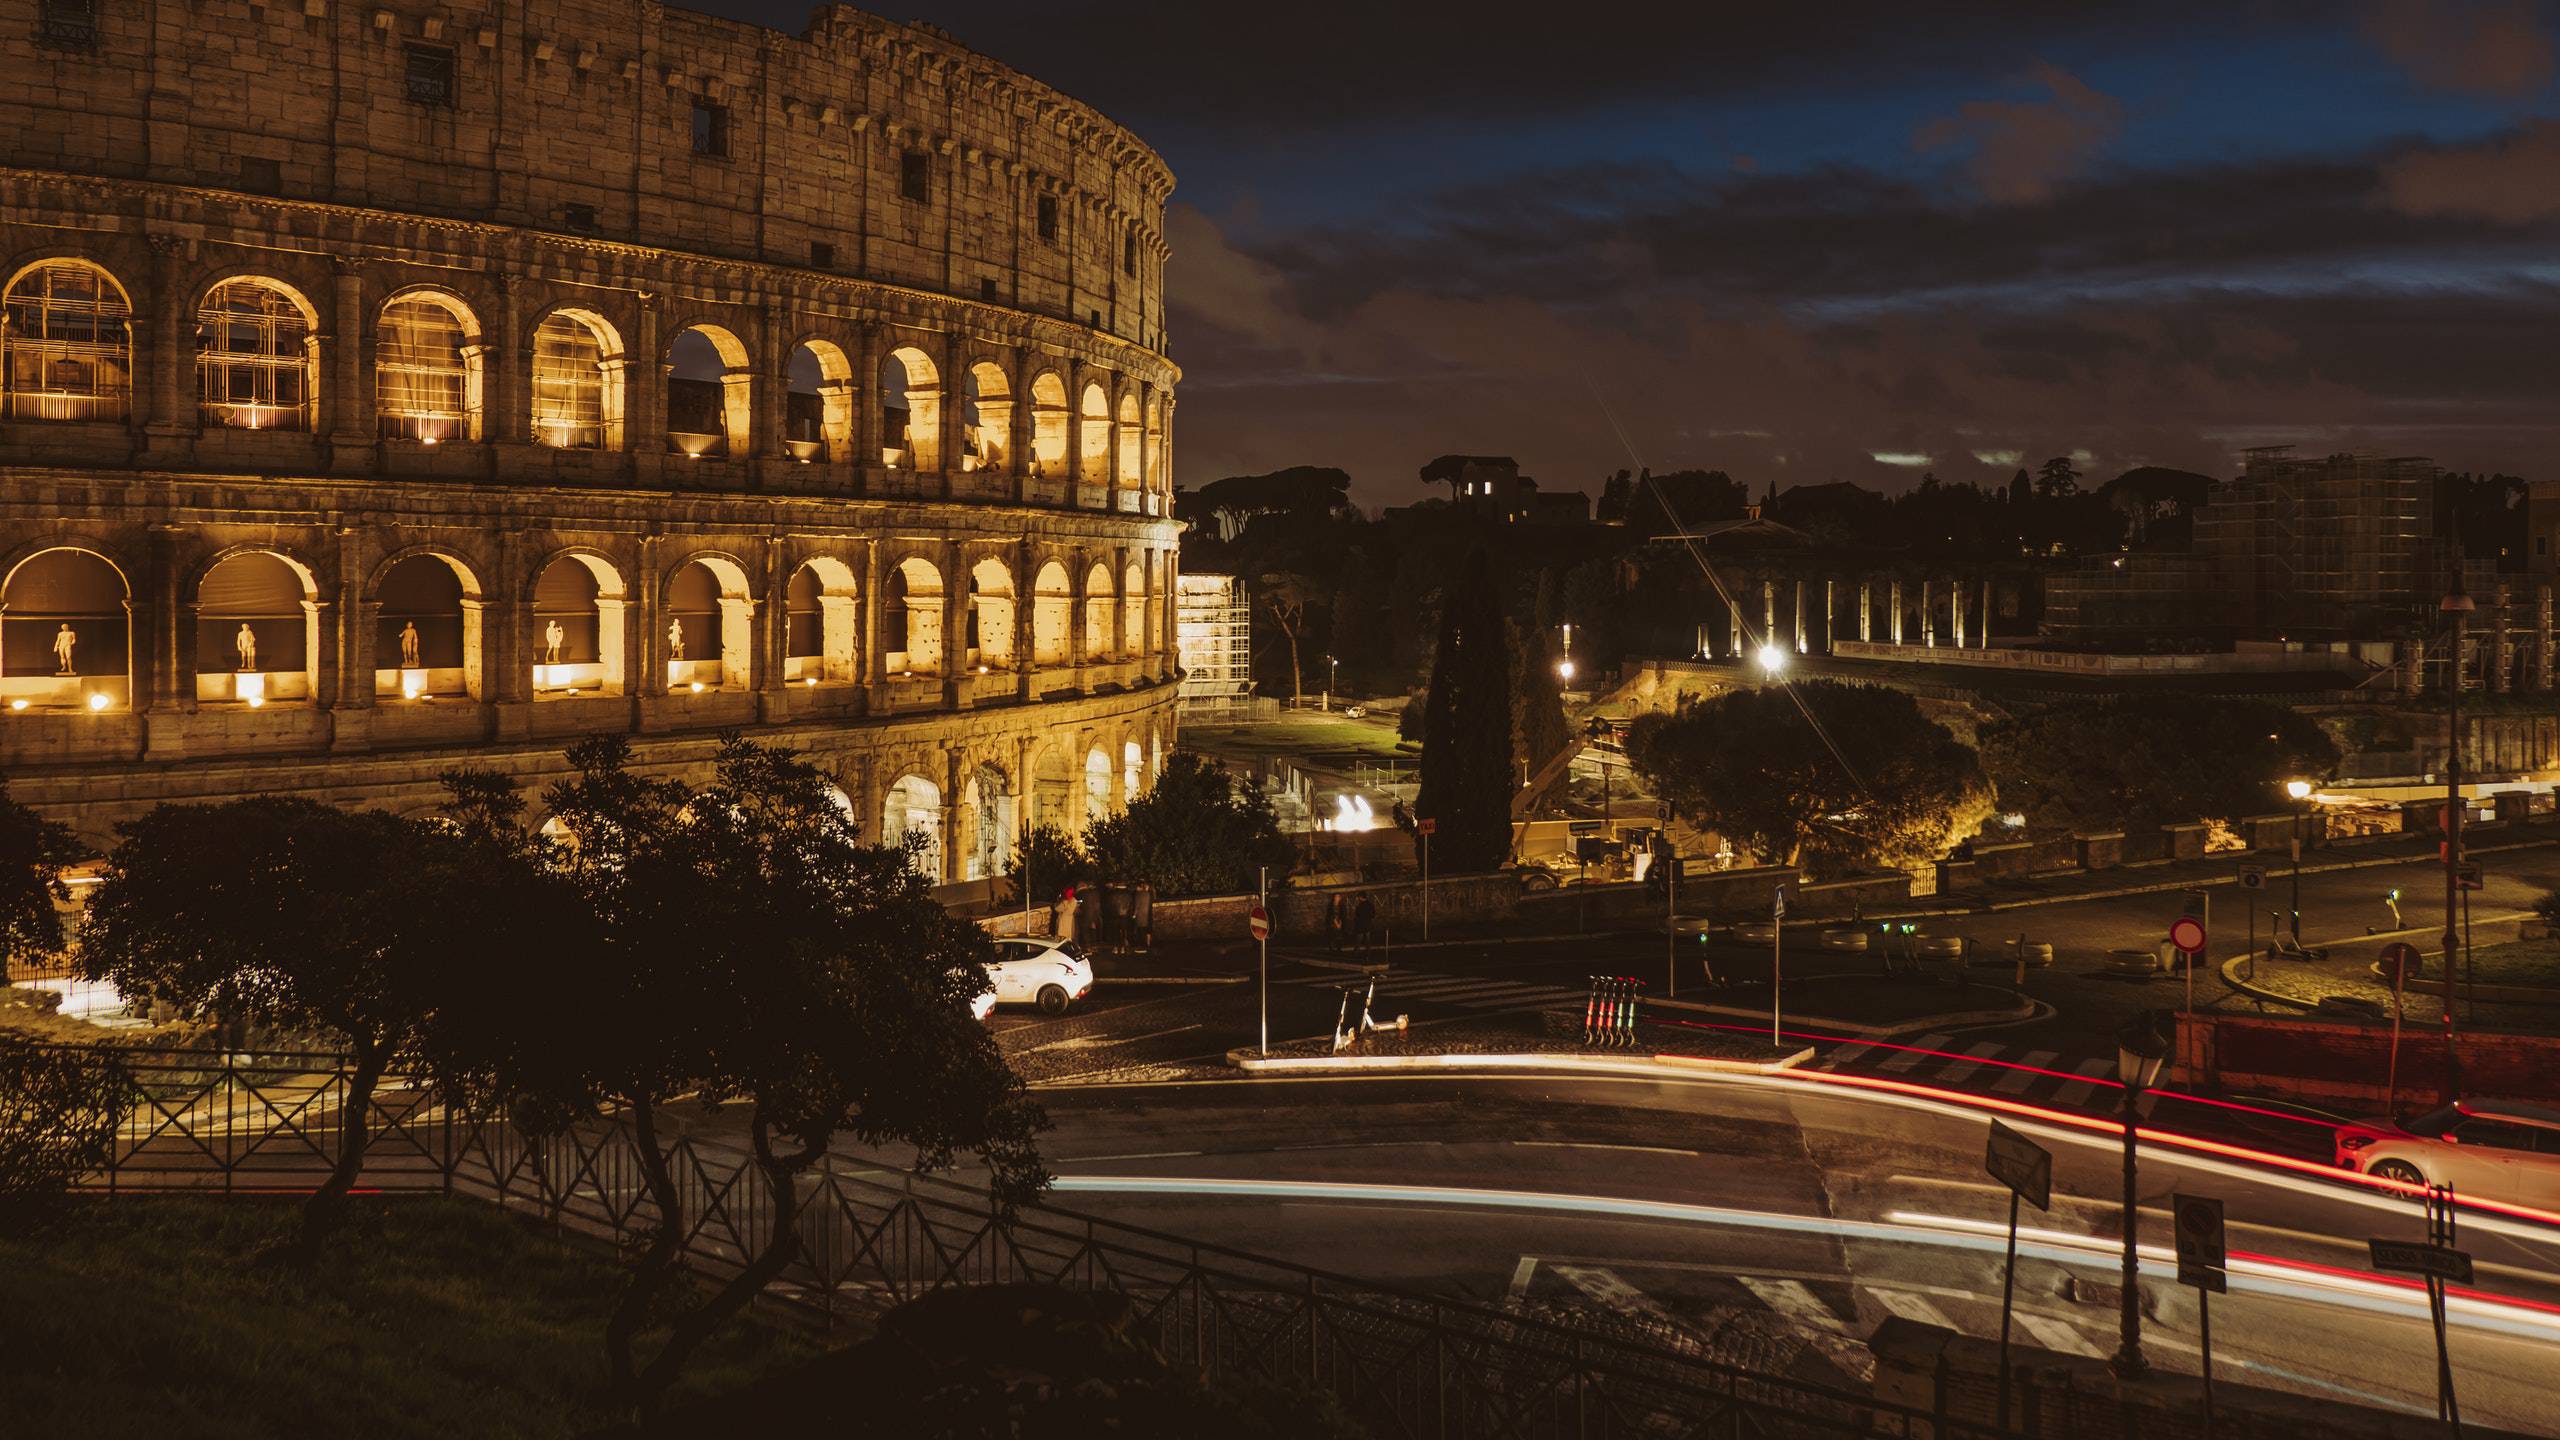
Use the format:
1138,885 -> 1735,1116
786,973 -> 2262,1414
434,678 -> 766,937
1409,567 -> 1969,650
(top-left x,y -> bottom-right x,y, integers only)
2440,575 -> 2474,1099
2110,1010 -> 2172,1382
2286,779 -> 2313,942
1323,654 -> 1338,712
1756,642 -> 1787,678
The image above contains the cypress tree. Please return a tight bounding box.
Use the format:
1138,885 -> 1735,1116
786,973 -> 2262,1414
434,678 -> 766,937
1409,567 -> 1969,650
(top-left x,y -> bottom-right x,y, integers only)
1415,550 -> 1516,872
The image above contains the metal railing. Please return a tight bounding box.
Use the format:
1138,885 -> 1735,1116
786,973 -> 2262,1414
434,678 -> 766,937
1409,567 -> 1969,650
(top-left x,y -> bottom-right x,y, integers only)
69,1048 -> 2008,1439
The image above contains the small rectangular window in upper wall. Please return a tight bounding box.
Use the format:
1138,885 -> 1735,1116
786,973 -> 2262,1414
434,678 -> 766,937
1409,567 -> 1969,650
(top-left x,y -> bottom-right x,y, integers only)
37,0 -> 95,51
901,152 -> 931,203
404,44 -> 456,107
1037,194 -> 1058,242
1124,229 -> 1138,277
562,202 -> 598,231
980,278 -> 998,302
810,241 -> 836,269
238,156 -> 283,193
692,98 -> 729,158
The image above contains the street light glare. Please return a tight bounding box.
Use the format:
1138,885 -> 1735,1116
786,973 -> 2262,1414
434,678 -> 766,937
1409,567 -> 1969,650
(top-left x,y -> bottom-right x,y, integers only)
1756,644 -> 1786,675
1556,659 -> 1575,681
2286,780 -> 2313,800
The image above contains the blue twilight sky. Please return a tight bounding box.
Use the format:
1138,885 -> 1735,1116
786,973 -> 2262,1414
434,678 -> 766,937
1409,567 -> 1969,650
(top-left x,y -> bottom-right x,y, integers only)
690,0 -> 2560,503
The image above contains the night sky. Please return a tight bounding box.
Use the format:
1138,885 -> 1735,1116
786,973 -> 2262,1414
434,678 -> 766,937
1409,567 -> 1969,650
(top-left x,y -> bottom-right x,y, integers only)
697,1 -> 2560,505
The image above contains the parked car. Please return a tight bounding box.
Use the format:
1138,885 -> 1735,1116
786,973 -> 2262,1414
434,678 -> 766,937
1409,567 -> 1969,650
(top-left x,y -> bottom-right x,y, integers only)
988,935 -> 1094,1015
2334,1100 -> 2560,1205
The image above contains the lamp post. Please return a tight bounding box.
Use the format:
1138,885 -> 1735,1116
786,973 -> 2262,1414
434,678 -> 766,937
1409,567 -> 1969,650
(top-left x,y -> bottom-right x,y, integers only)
2286,778 -> 2313,942
1756,642 -> 1787,682
2109,1010 -> 2171,1383
2441,576 -> 2473,1101
1323,653 -> 1337,712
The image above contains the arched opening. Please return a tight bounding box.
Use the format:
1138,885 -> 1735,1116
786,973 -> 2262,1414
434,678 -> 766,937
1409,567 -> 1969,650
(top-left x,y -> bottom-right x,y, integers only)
666,324 -> 748,458
1115,391 -> 1141,490
1076,381 -> 1109,486
884,556 -> 943,675
1151,726 -> 1164,782
1122,561 -> 1146,657
530,308 -> 623,450
963,361 -> 1010,472
880,345 -> 941,471
1028,371 -> 1068,476
374,553 -> 476,700
883,773 -> 944,881
1144,398 -> 1166,508
2,548 -> 128,710
968,557 -> 1014,670
665,556 -> 750,692
3,261 -> 131,422
196,550 -> 314,705
1083,746 -> 1112,827
1031,560 -> 1071,667
197,278 -> 315,431
785,340 -> 852,463
1123,739 -> 1142,803
376,292 -> 482,442
783,556 -> 857,685
532,553 -> 627,695
1083,563 -> 1115,660
961,761 -> 1012,882
1029,743 -> 1074,832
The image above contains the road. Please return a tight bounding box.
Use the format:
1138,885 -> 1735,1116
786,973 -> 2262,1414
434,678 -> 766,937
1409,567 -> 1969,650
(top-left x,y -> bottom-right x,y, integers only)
809,1070 -> 2560,1432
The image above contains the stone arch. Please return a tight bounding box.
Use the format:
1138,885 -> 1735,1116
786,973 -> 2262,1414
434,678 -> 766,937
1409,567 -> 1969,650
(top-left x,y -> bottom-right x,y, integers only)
880,344 -> 941,471
194,547 -> 319,705
666,323 -> 750,458
530,306 -> 625,450
376,288 -> 483,443
1076,380 -> 1109,486
1031,559 -> 1072,666
663,552 -> 752,692
883,554 -> 944,675
1028,370 -> 1069,475
1082,562 -> 1115,659
1144,396 -> 1166,503
1115,390 -> 1141,489
784,554 -> 858,684
2,257 -> 132,423
960,758 -> 1014,882
786,337 -> 853,463
1083,744 -> 1112,826
883,771 -> 945,881
967,555 -> 1015,669
1,546 -> 129,711
963,360 -> 1011,472
1028,741 -> 1075,833
196,276 -> 319,432
1122,737 -> 1143,805
1121,559 -> 1146,657
531,548 -> 629,696
1151,723 -> 1165,783
370,550 -> 483,701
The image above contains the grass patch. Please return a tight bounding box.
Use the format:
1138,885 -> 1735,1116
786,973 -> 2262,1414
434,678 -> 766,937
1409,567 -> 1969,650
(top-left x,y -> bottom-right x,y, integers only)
1184,718 -> 1416,764
0,1196 -> 819,1439
2441,938 -> 2560,989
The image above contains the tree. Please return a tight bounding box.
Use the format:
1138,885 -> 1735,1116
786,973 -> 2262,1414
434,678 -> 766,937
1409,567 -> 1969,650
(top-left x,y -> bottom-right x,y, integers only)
1257,571 -> 1320,701
1511,620 -> 1572,779
1185,466 -> 1352,543
1082,752 -> 1295,897
2034,454 -> 2081,498
1627,679 -> 1993,878
80,796 -> 490,1241
1414,551 -> 1517,872
0,1037 -> 134,1222
2008,469 -> 2031,505
1006,822 -> 1089,908
448,736 -> 1048,1411
0,775 -> 82,973
1980,697 -> 2340,833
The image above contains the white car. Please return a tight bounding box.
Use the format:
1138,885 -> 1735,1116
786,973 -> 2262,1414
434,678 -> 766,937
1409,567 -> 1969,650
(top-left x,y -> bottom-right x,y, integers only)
2335,1100 -> 2560,1206
987,936 -> 1094,1015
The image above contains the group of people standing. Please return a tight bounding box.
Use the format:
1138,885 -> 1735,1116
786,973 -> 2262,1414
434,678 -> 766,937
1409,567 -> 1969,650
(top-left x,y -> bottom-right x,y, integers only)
1049,881 -> 1155,952
1325,893 -> 1380,952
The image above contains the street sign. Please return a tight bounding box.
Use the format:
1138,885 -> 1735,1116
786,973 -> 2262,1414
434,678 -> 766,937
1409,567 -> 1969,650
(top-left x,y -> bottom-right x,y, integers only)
2380,941 -> 2423,988
2175,1194 -> 2227,1293
1417,816 -> 1437,837
2370,1239 -> 2474,1285
2238,866 -> 2266,891
2168,916 -> 2208,955
1657,801 -> 1673,822
1248,904 -> 1270,942
2455,861 -> 2484,891
1984,1120 -> 2051,1211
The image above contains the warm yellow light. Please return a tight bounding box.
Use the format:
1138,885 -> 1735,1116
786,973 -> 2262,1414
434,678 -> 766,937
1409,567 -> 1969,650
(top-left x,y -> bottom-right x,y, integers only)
1757,644 -> 1787,675
689,681 -> 707,693
1556,659 -> 1575,681
2286,780 -> 2313,800
8,699 -> 26,712
86,692 -> 108,712
804,676 -> 817,687
402,679 -> 423,700
246,694 -> 265,709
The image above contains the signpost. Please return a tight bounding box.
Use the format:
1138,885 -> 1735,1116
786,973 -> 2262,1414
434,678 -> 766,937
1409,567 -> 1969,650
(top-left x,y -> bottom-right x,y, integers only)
2381,941 -> 2422,1109
1983,1120 -> 2051,1430
1770,885 -> 1789,1045
2239,868 -> 2264,978
1251,871 -> 1271,1058
1417,816 -> 1435,941
2371,1184 -> 2469,1427
2169,914 -> 2207,1016
2175,1194 -> 2227,1433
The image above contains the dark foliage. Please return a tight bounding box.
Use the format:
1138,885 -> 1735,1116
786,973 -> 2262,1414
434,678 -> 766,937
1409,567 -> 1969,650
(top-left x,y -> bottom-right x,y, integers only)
1980,696 -> 2341,833
1083,752 -> 1295,897
1415,551 -> 1518,873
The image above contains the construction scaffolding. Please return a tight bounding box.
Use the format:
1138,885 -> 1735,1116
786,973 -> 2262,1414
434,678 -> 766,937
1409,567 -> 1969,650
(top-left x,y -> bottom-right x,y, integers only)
1176,572 -> 1256,721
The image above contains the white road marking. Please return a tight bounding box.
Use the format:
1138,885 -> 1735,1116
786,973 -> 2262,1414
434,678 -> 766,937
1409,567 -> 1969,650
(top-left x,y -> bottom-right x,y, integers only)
1740,1277 -> 1848,1332
1027,1023 -> 1201,1053
1870,1288 -> 1958,1330
1053,1149 -> 1205,1163
1877,1036 -> 1947,1074
1992,1051 -> 2057,1095
2053,1058 -> 2113,1108
1508,1256 -> 1538,1301
1826,1042 -> 1877,1068
1936,1042 -> 2006,1084
2019,1312 -> 2103,1357
1513,1140 -> 1700,1157
1551,1265 -> 1681,1326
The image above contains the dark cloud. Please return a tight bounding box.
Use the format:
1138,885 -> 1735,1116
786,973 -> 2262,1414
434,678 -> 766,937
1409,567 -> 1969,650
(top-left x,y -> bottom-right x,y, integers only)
1913,64 -> 2123,205
2381,119 -> 2560,219
2360,0 -> 2556,97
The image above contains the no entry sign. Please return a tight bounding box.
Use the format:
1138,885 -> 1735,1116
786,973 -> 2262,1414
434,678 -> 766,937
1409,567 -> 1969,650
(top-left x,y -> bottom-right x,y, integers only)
2168,916 -> 2207,955
1248,904 -> 1270,941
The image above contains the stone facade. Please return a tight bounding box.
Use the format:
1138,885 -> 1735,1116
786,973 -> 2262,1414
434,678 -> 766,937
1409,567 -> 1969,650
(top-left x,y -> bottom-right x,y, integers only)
0,0 -> 1180,879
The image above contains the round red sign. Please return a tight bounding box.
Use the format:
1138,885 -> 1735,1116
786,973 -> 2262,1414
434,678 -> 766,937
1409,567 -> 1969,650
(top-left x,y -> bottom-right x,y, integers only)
2168,917 -> 2207,954
1248,904 -> 1270,941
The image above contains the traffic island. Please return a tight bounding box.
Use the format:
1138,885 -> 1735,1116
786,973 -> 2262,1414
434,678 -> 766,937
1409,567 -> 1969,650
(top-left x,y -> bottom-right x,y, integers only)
1226,1009 -> 1812,1075
1656,972 -> 2038,1038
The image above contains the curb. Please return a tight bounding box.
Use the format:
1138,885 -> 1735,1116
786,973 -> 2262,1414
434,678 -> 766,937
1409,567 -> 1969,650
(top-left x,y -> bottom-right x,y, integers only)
1103,975 -> 1250,987
1903,832 -> 2560,918
1648,985 -> 2037,1038
1224,1046 -> 1817,1077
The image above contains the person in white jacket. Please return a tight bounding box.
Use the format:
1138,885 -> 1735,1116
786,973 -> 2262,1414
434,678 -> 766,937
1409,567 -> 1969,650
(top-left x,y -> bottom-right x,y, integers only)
1050,884 -> 1079,944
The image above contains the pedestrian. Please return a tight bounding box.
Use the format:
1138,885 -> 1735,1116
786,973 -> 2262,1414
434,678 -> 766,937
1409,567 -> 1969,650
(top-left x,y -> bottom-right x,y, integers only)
1327,894 -> 1347,952
1052,883 -> 1079,945
1131,881 -> 1154,952
1352,894 -> 1376,952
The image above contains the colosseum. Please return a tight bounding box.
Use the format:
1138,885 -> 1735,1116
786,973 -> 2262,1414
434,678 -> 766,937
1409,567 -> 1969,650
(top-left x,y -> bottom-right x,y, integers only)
0,0 -> 1180,881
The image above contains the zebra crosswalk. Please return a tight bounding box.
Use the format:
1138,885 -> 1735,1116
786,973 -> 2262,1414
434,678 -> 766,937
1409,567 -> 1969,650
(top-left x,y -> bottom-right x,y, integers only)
1281,967 -> 1590,1016
1535,1263 -> 2119,1366
1819,1033 -> 2148,1117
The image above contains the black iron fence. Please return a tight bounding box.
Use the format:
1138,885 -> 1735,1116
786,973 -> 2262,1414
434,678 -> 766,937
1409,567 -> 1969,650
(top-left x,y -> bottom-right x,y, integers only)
68,1048 -> 2009,1440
